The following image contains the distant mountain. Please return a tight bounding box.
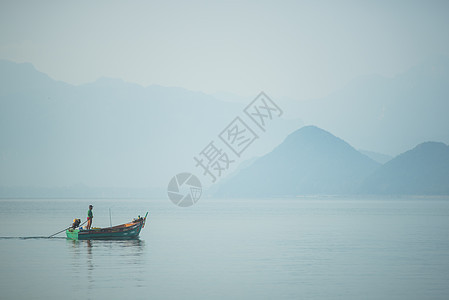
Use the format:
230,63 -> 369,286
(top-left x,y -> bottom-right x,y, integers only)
360,142 -> 449,195
0,60 -> 302,193
281,56 -> 449,155
359,150 -> 393,164
214,126 -> 380,197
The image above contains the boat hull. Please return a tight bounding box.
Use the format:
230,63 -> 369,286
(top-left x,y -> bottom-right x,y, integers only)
66,217 -> 146,240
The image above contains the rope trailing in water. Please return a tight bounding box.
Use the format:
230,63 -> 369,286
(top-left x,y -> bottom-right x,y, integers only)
48,220 -> 87,238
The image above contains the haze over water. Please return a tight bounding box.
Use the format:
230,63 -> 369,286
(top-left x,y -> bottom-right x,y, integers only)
1,1 -> 449,299
1,197 -> 448,300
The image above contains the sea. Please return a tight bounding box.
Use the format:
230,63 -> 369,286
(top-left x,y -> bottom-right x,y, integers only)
1,196 -> 449,300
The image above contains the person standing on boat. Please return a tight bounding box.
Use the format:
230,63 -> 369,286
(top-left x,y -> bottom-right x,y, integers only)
87,205 -> 93,230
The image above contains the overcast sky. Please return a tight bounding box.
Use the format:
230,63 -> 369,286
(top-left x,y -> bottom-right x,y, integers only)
1,0 -> 448,100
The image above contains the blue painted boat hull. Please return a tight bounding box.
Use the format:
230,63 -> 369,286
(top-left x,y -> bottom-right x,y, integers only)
66,215 -> 147,240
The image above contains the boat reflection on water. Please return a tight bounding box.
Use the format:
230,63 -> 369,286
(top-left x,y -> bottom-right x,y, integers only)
66,238 -> 147,292
67,237 -> 145,249
67,238 -> 146,261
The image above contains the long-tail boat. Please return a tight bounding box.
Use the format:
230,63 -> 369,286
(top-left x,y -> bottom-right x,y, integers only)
66,212 -> 148,240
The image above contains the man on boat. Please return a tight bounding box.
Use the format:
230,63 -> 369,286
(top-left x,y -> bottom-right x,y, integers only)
87,205 -> 93,230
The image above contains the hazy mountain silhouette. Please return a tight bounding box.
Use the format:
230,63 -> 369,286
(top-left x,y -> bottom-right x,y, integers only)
0,60 -> 301,195
282,56 -> 449,155
360,142 -> 449,195
214,126 -> 380,197
3,59 -> 448,197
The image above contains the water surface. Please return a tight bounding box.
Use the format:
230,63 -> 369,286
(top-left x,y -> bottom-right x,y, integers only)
1,197 -> 448,299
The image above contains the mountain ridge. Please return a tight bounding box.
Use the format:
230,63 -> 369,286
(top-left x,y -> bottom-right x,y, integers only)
0,60 -> 301,190
215,127 -> 449,197
215,126 -> 380,197
360,141 -> 449,195
282,56 -> 449,155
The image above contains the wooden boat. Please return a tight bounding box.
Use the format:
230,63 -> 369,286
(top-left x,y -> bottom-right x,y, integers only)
66,212 -> 148,240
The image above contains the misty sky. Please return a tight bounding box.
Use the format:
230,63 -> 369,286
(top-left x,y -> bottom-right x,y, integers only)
1,0 -> 449,100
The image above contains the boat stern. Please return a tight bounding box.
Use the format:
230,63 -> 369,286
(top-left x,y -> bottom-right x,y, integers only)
66,228 -> 79,240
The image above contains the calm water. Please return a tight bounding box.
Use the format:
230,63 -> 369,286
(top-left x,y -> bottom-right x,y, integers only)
1,197 -> 449,299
